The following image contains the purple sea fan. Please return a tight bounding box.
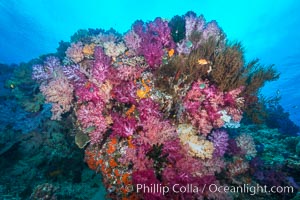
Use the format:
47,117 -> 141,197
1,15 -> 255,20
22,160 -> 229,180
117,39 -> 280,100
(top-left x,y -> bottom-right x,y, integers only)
209,129 -> 229,157
92,46 -> 111,84
112,114 -> 137,137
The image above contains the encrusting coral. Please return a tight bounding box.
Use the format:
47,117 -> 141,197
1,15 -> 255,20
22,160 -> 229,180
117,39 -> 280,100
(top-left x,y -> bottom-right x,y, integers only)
30,11 -> 292,200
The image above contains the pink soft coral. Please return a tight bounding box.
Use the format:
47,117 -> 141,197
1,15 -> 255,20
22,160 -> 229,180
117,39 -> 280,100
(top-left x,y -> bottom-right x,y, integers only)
112,81 -> 137,104
92,46 -> 111,84
116,65 -> 142,81
120,144 -> 153,171
138,116 -> 176,146
76,102 -> 108,144
183,80 -> 243,135
66,42 -> 84,63
132,170 -> 163,200
162,139 -> 185,164
40,76 -> 73,120
137,98 -> 162,122
183,80 -> 223,135
75,82 -> 102,103
124,30 -> 141,54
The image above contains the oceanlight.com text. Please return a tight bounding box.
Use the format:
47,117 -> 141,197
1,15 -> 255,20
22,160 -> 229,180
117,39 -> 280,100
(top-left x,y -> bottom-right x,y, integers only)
134,183 -> 294,196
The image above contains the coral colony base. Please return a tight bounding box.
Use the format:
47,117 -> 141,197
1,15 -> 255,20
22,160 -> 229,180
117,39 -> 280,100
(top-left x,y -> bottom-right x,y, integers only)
25,11 -> 300,199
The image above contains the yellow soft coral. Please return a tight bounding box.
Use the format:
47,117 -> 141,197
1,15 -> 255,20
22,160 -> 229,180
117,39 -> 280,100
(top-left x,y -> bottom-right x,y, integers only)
83,43 -> 96,56
136,79 -> 150,99
187,138 -> 214,159
178,124 -> 214,159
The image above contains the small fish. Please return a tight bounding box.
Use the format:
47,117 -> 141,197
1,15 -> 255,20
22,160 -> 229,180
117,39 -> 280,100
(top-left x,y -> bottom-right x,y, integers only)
168,49 -> 175,57
186,40 -> 193,48
199,83 -> 206,89
85,82 -> 91,88
10,84 -> 14,89
198,59 -> 208,65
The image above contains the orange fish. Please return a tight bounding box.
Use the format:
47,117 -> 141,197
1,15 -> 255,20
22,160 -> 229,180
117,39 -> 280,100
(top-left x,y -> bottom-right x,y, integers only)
168,49 -> 175,57
198,59 -> 208,65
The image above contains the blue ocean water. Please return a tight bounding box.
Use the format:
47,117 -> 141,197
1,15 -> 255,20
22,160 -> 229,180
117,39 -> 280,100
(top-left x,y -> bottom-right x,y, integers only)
0,1 -> 300,199
1,0 -> 299,125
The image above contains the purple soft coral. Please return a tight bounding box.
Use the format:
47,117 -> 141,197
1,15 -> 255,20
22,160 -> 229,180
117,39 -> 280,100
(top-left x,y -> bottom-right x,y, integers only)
148,18 -> 174,48
32,56 -> 61,82
132,170 -> 163,200
162,139 -> 185,164
112,114 -> 137,137
137,98 -> 162,122
202,21 -> 222,40
133,18 -> 175,68
92,46 -> 111,84
209,129 -> 229,157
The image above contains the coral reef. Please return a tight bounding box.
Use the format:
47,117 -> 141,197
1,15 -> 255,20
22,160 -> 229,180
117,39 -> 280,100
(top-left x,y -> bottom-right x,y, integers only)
24,11 -> 299,200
